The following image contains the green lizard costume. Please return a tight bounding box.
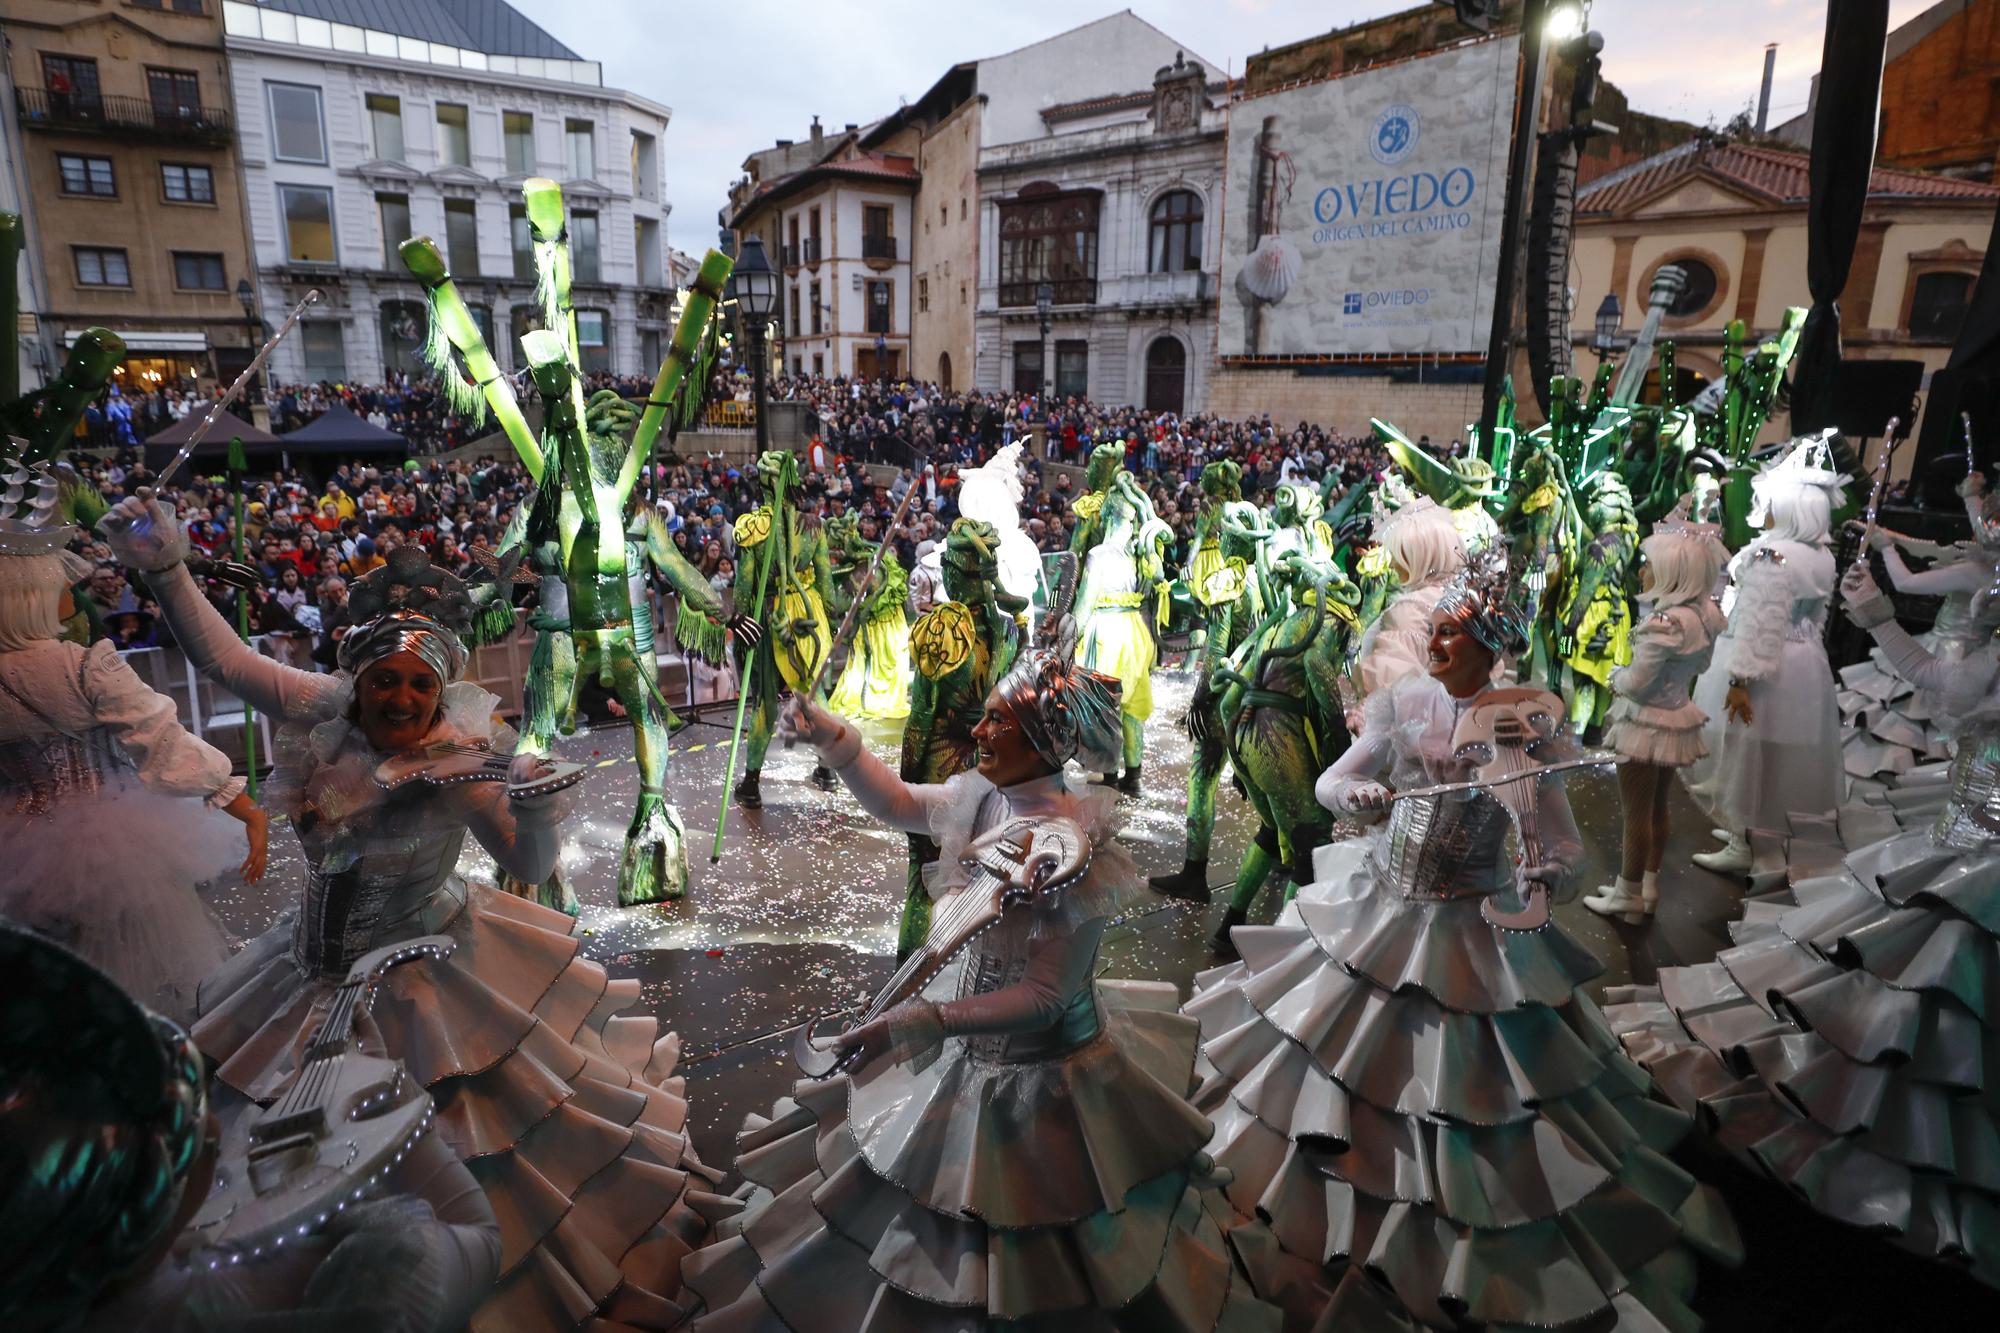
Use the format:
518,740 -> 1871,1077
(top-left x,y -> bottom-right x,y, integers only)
824,513 -> 912,722
896,518 -> 1024,960
1074,471 -> 1172,792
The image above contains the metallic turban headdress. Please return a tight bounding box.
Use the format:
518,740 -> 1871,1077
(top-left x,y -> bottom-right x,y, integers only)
336,545 -> 475,682
991,645 -> 1123,772
1435,548 -> 1531,658
0,925 -> 209,1325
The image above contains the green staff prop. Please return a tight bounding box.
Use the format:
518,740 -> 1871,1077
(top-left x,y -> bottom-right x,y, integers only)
712,461 -> 785,863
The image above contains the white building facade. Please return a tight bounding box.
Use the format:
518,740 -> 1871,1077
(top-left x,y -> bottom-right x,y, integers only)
972,54 -> 1225,414
764,156 -> 918,382
220,0 -> 673,386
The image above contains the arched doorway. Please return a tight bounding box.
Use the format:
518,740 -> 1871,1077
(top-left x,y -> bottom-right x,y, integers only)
938,351 -> 953,391
1144,336 -> 1186,415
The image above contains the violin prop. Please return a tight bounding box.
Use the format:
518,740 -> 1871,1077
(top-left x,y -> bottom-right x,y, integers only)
188,935 -> 453,1267
374,739 -> 585,800
1859,416 -> 1905,554
792,815 -> 1091,1078
155,288 -> 323,489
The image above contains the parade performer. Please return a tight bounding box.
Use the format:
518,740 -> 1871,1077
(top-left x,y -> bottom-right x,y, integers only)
823,513 -> 911,722
1688,434 -> 1845,875
729,449 -> 834,809
1609,558 -> 2000,1289
1190,555 -> 1741,1331
1208,548 -> 1359,954
1556,470 -> 1640,735
101,493 -> 732,1331
0,925 -> 504,1333
1839,470 -> 2000,780
682,652 -> 1280,1333
1352,496 -> 1466,696
1152,491 -> 1268,903
897,517 -> 1024,959
399,209 -> 735,905
1582,503 -> 1730,923
1266,478 -> 1336,571
0,457 -> 265,1022
952,440 -> 1042,608
1074,471 -> 1171,792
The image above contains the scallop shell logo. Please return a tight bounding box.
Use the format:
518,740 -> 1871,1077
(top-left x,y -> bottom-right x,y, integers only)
1241,234 -> 1302,304
1370,104 -> 1420,167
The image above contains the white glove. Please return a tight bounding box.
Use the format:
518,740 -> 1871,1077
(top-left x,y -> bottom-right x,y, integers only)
1841,563 -> 1896,629
1336,780 -> 1394,814
97,486 -> 189,572
779,695 -> 853,756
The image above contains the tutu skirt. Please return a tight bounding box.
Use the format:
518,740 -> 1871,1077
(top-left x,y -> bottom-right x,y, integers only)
0,777 -> 240,1022
194,881 -> 736,1332
1605,697 -> 1709,767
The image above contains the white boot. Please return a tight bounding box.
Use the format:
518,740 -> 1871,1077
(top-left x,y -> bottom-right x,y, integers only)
1584,875 -> 1648,924
1692,834 -> 1751,875
1640,870 -> 1660,918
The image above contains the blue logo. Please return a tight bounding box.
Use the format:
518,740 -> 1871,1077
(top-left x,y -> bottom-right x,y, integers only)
1370,104 -> 1419,166
1343,293 -> 1364,315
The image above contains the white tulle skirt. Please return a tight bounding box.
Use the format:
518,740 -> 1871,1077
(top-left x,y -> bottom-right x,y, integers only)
0,777 -> 242,1022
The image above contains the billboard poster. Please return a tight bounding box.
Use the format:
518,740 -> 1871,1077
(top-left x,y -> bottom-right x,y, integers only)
1219,35 -> 1522,358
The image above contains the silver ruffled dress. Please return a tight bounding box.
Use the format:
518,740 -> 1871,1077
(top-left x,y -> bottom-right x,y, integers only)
1190,678 -> 1740,1330
685,765 -> 1279,1332
1610,624 -> 2000,1289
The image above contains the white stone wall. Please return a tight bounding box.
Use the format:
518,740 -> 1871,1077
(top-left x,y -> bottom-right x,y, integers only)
974,12 -> 1213,149
225,37 -> 670,384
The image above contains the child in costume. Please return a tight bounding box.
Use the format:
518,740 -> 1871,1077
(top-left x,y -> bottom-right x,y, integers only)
681,650 -> 1279,1332
1353,496 -> 1467,696
0,457 -> 265,1021
1189,554 -> 1741,1330
101,489 -> 731,1331
1583,502 -> 1730,922
1687,434 -> 1845,875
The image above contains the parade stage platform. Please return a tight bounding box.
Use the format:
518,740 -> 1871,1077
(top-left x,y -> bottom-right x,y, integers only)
206,669 -> 1998,1328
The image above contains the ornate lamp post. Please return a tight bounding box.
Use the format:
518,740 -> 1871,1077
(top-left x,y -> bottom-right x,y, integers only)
1592,292 -> 1623,357
727,234 -> 780,452
1035,280 -> 1053,399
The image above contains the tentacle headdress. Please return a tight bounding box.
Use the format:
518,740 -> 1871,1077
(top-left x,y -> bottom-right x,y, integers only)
1435,547 -> 1532,658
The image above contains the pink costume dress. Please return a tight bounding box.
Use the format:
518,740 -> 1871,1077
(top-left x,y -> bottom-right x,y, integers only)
1602,598 -> 1728,768
0,635 -> 243,1021
1189,677 -> 1741,1330
142,559 -> 732,1333
684,727 -> 1280,1333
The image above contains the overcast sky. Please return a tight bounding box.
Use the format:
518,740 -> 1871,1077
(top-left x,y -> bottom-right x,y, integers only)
510,0 -> 1935,254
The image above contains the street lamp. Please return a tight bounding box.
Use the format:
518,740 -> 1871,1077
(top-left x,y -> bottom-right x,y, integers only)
1035,281 -> 1053,399
727,234 -> 780,453
234,278 -> 262,401
1592,291 -> 1623,356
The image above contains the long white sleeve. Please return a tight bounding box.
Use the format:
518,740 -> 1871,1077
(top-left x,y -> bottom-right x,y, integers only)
1881,546 -> 1989,598
827,733 -> 951,835
1609,610 -> 1688,701
1315,690 -> 1398,814
1722,549 -> 1795,683
449,781 -> 566,886
144,562 -> 333,722
80,641 -> 244,806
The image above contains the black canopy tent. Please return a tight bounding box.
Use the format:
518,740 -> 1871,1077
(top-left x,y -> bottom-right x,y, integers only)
280,401 -> 409,458
141,407 -> 286,473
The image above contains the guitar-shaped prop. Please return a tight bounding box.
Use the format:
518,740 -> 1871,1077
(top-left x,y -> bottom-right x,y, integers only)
375,739 -> 586,800
187,935 -> 454,1267
792,815 -> 1092,1078
1377,687 -> 1616,933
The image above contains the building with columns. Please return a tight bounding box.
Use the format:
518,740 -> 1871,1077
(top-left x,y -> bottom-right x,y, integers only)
970,52 -> 1224,414
219,0 -> 672,385
1569,137 -> 1997,447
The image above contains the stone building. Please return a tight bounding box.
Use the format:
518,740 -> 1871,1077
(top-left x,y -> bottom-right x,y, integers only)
1569,137 -> 1998,446
220,0 -> 672,385
971,53 -> 1225,414
4,0 -> 260,390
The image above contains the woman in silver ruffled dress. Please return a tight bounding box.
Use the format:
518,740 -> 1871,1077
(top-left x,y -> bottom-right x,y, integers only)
1189,559 -> 1740,1331
102,490 -> 730,1332
1609,559 -> 2000,1289
685,650 -> 1279,1332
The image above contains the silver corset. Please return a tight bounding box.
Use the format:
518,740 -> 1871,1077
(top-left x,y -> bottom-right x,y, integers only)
1932,722 -> 2000,852
1376,789 -> 1514,899
0,727 -> 131,816
950,935 -> 1102,1064
290,823 -> 470,977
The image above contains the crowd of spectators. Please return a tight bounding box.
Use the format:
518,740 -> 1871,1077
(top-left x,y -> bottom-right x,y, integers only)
60,372 -> 1397,674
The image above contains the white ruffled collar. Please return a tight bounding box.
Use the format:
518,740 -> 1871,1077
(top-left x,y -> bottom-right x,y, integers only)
307,674 -> 505,763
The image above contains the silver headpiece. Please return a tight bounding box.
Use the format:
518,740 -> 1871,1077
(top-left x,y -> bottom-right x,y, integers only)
1435,548 -> 1531,658
991,644 -> 1122,771
335,546 -> 475,681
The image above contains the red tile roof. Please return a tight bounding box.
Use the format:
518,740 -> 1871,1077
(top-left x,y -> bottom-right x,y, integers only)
1577,138 -> 2000,216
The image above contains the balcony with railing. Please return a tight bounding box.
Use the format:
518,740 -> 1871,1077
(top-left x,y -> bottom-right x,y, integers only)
999,278 -> 1098,308
861,233 -> 897,262
801,237 -> 823,266
15,88 -> 233,146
